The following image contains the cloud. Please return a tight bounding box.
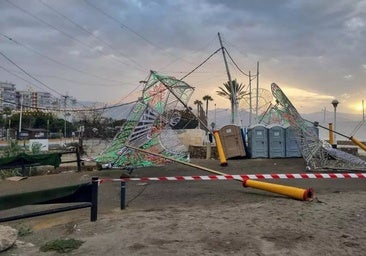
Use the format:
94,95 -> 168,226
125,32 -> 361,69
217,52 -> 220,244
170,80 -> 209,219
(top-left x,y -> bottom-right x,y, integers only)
340,93 -> 351,100
68,50 -> 80,56
0,0 -> 365,114
92,30 -> 100,36
343,74 -> 353,80
92,46 -> 103,52
282,87 -> 334,101
344,17 -> 364,31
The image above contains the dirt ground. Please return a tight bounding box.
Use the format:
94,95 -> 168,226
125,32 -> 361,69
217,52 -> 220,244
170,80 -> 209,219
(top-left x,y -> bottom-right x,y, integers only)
1,157 -> 366,255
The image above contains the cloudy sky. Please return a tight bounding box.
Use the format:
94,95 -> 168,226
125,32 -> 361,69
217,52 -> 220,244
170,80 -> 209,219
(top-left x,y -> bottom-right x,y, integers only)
0,0 -> 365,115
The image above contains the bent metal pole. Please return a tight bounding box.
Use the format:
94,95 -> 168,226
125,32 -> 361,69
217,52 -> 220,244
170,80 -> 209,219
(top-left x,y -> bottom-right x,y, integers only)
125,144 -> 230,176
306,119 -> 366,152
125,145 -> 314,201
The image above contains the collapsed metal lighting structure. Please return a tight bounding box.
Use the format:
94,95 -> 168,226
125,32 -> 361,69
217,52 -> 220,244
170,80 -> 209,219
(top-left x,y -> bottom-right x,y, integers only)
270,83 -> 366,171
95,71 -> 195,168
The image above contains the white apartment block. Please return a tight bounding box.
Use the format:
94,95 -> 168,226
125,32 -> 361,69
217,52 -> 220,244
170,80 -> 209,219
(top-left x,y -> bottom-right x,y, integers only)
0,82 -> 16,111
1,82 -> 56,111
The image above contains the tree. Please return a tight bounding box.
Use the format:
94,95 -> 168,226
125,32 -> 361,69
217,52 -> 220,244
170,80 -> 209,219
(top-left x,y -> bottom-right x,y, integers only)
193,100 -> 203,128
216,79 -> 247,101
193,100 -> 203,116
202,95 -> 213,121
1,107 -> 12,129
216,79 -> 247,124
9,111 -> 76,137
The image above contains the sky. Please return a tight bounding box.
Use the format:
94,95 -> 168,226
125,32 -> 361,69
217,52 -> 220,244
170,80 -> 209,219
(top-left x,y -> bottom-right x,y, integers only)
0,0 -> 366,115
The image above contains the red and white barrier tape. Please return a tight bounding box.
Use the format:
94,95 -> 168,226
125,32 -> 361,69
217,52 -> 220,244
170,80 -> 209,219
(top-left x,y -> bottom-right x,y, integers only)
97,173 -> 366,183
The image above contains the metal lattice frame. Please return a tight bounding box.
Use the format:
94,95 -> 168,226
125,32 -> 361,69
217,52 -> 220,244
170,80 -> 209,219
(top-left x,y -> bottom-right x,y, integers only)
271,83 -> 366,170
95,71 -> 195,168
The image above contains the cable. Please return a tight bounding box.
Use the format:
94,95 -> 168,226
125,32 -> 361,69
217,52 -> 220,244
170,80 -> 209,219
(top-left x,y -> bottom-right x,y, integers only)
0,65 -> 148,114
0,51 -> 63,96
224,47 -> 250,77
126,182 -> 151,207
83,0 -> 159,48
223,38 -> 249,58
0,32 -> 127,83
1,32 -> 144,110
0,96 -> 138,113
0,65 -> 96,112
179,48 -> 222,80
83,0 -> 180,59
18,74 -> 126,87
2,47 -> 221,121
5,0 -> 91,47
350,120 -> 365,137
37,0 -> 146,71
5,0 -> 145,72
0,65 -> 43,90
157,34 -> 219,71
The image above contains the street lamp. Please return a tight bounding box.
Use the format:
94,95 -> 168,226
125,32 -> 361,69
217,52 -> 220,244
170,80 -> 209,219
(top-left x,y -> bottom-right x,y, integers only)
214,103 -> 216,125
18,94 -> 23,135
331,99 -> 339,148
64,112 -> 70,139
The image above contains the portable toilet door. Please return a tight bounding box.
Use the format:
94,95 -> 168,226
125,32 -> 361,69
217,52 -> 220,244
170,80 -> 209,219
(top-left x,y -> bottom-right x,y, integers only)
248,124 -> 268,158
268,125 -> 286,158
285,126 -> 302,157
219,125 -> 246,159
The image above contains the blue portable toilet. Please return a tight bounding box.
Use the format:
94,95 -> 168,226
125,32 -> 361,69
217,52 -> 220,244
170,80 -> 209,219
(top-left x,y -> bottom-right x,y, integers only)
248,124 -> 268,158
285,126 -> 302,157
268,125 -> 286,158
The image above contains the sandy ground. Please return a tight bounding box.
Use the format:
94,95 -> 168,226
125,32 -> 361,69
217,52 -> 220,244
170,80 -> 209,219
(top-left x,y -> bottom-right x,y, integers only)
1,158 -> 366,255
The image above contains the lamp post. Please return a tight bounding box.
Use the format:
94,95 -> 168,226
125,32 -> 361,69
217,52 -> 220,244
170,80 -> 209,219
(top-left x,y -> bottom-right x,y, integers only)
18,94 -> 23,135
331,99 -> 339,148
64,112 -> 71,139
214,103 -> 217,125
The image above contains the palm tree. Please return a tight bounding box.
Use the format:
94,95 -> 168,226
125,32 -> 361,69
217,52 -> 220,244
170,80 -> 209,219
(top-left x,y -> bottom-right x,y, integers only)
193,100 -> 203,115
193,99 -> 203,128
216,79 -> 247,101
202,95 -> 213,121
216,79 -> 247,124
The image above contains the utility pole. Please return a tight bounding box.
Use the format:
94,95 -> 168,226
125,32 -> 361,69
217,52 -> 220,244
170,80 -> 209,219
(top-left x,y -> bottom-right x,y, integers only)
331,99 -> 339,148
18,94 -> 23,134
363,100 -> 365,121
249,71 -> 252,126
255,61 -> 259,121
218,32 -> 236,124
63,95 -> 69,139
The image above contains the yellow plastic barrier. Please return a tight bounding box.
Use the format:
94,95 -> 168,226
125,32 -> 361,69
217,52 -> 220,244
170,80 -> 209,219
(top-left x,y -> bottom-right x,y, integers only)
213,130 -> 227,166
328,123 -> 334,145
242,179 -> 314,201
350,136 -> 366,152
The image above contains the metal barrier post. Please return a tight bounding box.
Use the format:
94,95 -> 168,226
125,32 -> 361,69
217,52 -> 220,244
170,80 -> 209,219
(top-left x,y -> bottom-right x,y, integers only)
120,180 -> 126,210
76,146 -> 81,172
91,176 -> 99,221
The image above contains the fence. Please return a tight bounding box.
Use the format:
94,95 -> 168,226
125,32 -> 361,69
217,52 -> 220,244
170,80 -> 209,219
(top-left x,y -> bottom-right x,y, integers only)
0,147 -> 83,176
0,177 -> 98,222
